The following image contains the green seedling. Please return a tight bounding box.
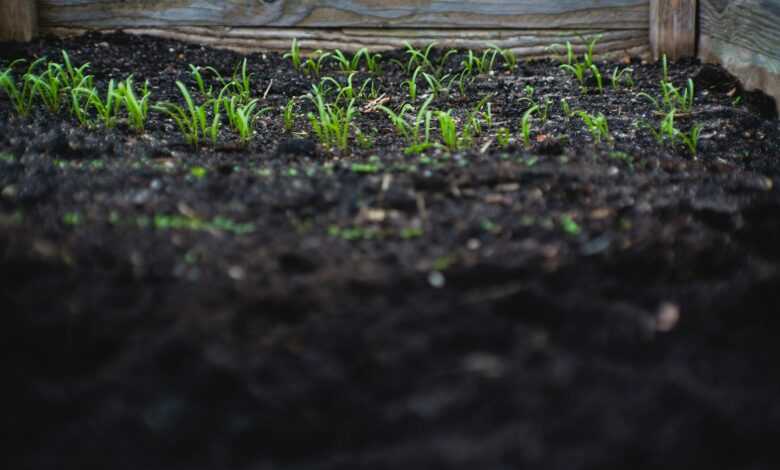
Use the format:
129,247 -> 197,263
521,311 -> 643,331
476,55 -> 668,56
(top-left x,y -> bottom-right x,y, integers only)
560,214 -> 581,236
462,48 -> 499,75
483,101 -> 493,128
496,127 -> 511,148
590,64 -> 604,93
0,58 -> 44,116
640,78 -> 695,112
189,64 -> 223,98
611,66 -> 635,89
378,95 -> 434,153
283,96 -> 297,131
331,49 -> 363,73
361,49 -> 383,74
554,35 -> 602,92
114,76 -> 151,132
666,78 -> 695,112
319,72 -> 373,103
284,38 -> 303,70
433,48 -> 458,78
436,110 -> 461,151
362,77 -> 379,100
644,109 -> 677,144
422,71 -> 449,98
60,50 -> 92,90
28,61 -> 65,112
560,98 -> 573,118
303,50 -> 331,78
307,88 -> 356,151
677,123 -> 702,157
402,65 -> 424,101
520,105 -> 539,148
224,96 -> 269,145
582,35 -> 601,68
68,76 -> 95,127
450,69 -> 474,97
402,41 -> 436,74
560,61 -> 587,89
354,126 -> 375,150
462,94 -> 493,138
155,81 -> 220,147
549,40 -> 576,66
77,79 -> 119,128
645,110 -> 702,156
576,110 -> 611,144
488,43 -> 518,71
520,87 -> 552,122
229,58 -> 252,103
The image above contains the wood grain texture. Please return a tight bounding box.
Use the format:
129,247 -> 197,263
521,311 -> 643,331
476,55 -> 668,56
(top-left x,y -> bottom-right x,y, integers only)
0,0 -> 38,42
650,0 -> 697,60
42,26 -> 651,59
40,0 -> 649,29
699,0 -> 780,113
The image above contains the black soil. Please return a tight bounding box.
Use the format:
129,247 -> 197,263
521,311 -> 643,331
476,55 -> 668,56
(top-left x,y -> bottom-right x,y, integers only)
2,32 -> 780,469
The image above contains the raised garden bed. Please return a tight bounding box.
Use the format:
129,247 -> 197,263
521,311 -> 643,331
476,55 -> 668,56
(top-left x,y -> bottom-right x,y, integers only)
2,31 -> 780,469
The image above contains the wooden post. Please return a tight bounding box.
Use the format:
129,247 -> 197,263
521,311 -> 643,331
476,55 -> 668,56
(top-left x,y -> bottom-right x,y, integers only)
650,0 -> 697,61
0,0 -> 38,42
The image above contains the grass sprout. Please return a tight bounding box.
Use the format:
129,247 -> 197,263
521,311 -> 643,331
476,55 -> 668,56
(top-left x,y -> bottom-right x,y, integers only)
155,81 -> 220,147
60,50 -> 91,90
422,71 -> 449,98
190,64 -> 223,98
331,49 -> 363,73
576,110 -> 611,144
283,97 -> 297,131
307,88 -> 356,151
224,96 -> 268,146
68,77 -> 94,126
436,110 -> 462,151
78,79 -> 119,128
378,95 -> 434,153
645,110 -> 702,156
520,105 -> 539,148
611,66 -> 635,89
0,58 -> 44,116
303,50 -> 331,78
488,43 -> 518,70
402,66 -> 424,101
284,38 -> 303,70
462,49 -> 499,75
114,76 -> 151,132
496,127 -> 511,148
28,62 -> 65,112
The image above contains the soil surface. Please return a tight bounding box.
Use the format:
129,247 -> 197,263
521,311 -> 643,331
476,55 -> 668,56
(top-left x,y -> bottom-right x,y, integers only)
2,32 -> 780,469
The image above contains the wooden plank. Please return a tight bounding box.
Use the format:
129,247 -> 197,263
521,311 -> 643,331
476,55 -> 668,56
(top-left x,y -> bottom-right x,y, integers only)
0,0 -> 38,42
650,0 -> 697,60
699,0 -> 780,114
40,0 -> 649,29
42,26 -> 651,59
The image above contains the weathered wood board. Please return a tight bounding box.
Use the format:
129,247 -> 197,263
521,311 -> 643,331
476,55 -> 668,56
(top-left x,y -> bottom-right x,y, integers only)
0,0 -> 38,42
40,0 -> 649,29
650,0 -> 697,61
699,0 -> 780,114
39,1 -> 651,58
43,26 -> 651,59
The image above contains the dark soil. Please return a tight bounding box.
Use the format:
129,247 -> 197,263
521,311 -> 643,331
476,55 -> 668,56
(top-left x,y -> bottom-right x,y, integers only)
2,32 -> 780,469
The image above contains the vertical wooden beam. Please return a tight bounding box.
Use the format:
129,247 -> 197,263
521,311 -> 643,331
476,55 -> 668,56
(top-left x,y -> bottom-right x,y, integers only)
650,0 -> 697,61
0,0 -> 38,42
